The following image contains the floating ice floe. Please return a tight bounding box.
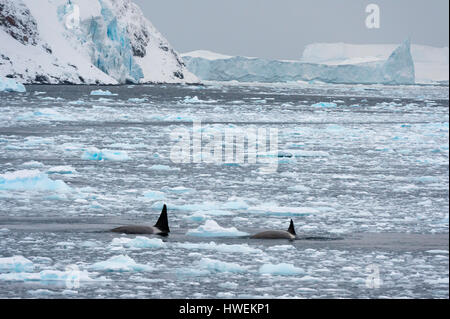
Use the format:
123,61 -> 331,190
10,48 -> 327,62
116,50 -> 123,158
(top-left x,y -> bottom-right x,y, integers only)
175,241 -> 263,254
184,210 -> 235,222
259,263 -> 304,276
0,76 -> 26,93
248,203 -> 319,216
149,164 -> 180,171
143,191 -> 166,200
90,89 -> 117,96
161,186 -> 194,194
311,102 -> 337,108
47,166 -> 76,175
287,185 -> 311,192
21,161 -> 45,168
0,256 -> 35,273
0,170 -> 71,192
0,269 -> 95,283
18,108 -> 68,122
181,96 -> 217,104
195,258 -> 248,273
128,98 -> 147,103
89,255 -> 153,272
160,199 -> 248,212
110,237 -> 165,249
186,220 -> 248,237
81,148 -> 130,161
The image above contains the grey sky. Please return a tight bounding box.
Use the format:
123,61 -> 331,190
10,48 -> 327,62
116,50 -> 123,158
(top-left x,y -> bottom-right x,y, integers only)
134,0 -> 449,60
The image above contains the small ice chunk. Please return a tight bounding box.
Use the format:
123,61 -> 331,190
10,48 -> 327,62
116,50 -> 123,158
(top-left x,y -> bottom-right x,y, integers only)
143,191 -> 166,200
175,241 -> 262,254
196,258 -> 248,273
0,170 -> 71,192
110,237 -> 165,249
0,256 -> 35,273
259,263 -> 304,276
47,166 -> 76,174
90,89 -> 117,96
0,76 -> 26,93
149,165 -> 179,171
89,255 -> 153,272
186,220 -> 248,237
81,148 -> 130,161
311,102 -> 337,108
21,161 -> 45,168
161,186 -> 194,194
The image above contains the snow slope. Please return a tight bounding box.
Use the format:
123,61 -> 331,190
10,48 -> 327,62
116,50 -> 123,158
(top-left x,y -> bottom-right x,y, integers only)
302,43 -> 449,84
0,0 -> 198,84
182,40 -> 415,85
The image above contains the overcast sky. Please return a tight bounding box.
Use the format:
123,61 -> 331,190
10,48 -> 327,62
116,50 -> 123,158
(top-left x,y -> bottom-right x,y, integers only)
134,0 -> 449,60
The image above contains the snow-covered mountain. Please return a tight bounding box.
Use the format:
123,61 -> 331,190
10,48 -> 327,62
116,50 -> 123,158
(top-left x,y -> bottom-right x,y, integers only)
0,0 -> 198,84
182,40 -> 415,85
302,43 -> 449,84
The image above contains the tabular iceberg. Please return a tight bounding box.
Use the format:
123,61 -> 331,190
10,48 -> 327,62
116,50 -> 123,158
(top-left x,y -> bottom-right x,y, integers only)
302,42 -> 449,84
182,40 -> 415,85
0,0 -> 198,84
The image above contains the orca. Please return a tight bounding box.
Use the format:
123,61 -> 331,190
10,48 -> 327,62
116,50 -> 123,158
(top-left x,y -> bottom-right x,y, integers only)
250,219 -> 296,240
111,204 -> 170,236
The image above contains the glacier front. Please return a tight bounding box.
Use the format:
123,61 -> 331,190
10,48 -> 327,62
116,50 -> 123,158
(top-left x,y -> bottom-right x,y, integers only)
181,40 -> 415,85
0,0 -> 198,84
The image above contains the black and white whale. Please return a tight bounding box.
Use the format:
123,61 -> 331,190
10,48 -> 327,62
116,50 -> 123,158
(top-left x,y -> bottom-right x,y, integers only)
111,204 -> 170,236
250,219 -> 296,240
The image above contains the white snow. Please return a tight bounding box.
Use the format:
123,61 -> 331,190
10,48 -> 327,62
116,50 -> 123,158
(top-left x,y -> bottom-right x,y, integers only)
186,220 -> 248,237
0,0 -> 198,84
181,50 -> 233,61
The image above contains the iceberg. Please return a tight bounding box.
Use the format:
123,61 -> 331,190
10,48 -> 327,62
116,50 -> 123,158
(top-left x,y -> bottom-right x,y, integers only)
0,76 -> 26,92
182,40 -> 415,85
302,42 -> 449,84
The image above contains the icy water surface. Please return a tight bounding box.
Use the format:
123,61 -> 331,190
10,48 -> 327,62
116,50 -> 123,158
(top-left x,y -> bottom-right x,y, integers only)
0,82 -> 448,298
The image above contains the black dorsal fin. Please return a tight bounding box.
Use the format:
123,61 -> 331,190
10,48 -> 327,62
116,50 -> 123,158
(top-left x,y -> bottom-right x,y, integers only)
154,204 -> 170,233
287,219 -> 296,236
